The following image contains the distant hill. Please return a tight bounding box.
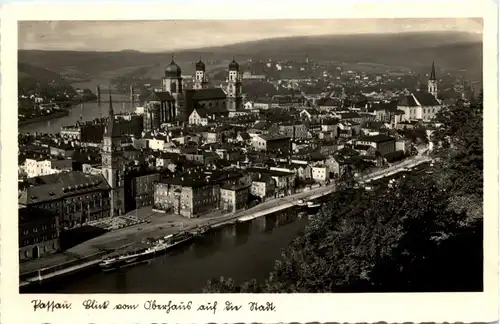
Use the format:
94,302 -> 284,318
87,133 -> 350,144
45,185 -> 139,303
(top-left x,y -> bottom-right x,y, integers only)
18,62 -> 79,98
197,31 -> 482,75
18,50 -> 229,78
18,31 -> 482,80
18,62 -> 65,83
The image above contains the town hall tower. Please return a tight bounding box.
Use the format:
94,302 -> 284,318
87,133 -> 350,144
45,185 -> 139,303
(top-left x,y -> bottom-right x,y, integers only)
101,94 -> 125,216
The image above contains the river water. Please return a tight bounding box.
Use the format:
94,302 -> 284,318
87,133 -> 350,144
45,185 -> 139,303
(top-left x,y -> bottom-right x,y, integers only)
18,94 -> 135,135
18,81 -> 313,293
24,208 -> 311,293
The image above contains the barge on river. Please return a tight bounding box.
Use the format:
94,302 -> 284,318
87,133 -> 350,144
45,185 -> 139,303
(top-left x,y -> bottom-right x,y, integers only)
98,229 -> 209,271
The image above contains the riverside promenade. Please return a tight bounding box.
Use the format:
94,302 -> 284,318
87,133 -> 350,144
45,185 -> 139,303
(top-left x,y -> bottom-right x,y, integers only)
19,182 -> 338,286
20,155 -> 430,286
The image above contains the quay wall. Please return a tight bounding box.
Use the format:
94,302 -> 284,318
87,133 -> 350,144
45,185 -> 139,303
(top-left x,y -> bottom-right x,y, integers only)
18,110 -> 70,126
19,159 -> 426,288
19,188 -> 334,288
235,190 -> 333,223
19,251 -> 105,284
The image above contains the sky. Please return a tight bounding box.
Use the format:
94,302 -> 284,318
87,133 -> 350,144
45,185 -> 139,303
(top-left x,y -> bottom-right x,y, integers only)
18,19 -> 483,52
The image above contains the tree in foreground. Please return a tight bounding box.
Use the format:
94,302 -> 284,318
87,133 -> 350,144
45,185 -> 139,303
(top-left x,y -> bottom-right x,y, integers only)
203,95 -> 483,293
431,95 -> 483,220
263,174 -> 481,293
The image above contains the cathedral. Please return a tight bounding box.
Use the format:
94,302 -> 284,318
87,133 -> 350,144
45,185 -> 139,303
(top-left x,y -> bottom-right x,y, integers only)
143,56 -> 243,131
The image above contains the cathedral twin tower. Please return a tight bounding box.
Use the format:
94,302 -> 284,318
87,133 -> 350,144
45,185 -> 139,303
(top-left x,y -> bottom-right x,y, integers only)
161,56 -> 243,112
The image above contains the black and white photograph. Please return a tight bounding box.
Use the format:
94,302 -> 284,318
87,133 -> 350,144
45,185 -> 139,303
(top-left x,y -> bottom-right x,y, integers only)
1,0 -> 498,321
13,17 -> 486,295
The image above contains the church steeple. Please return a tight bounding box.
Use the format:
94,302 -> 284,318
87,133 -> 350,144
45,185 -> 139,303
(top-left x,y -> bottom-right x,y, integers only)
430,61 -> 436,81
108,88 -> 114,117
428,61 -> 438,99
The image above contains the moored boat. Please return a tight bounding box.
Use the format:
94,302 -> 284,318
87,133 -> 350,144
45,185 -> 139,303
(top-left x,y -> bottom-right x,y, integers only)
295,199 -> 307,207
99,232 -> 196,271
306,200 -> 322,216
194,225 -> 211,236
169,231 -> 194,246
99,243 -> 151,270
307,201 -> 321,208
135,232 -> 194,256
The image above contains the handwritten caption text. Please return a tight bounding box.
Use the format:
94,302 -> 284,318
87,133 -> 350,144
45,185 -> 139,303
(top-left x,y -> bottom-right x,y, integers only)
31,299 -> 276,314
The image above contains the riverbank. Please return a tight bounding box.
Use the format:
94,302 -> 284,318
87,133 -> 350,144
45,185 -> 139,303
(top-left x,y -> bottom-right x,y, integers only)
18,98 -> 136,134
18,96 -> 107,128
19,184 -> 336,288
19,156 -> 430,289
18,109 -> 70,127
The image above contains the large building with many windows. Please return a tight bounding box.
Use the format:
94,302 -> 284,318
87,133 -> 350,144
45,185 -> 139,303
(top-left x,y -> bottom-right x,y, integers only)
19,206 -> 60,261
124,170 -> 161,212
220,183 -> 250,212
154,173 -> 221,218
153,170 -> 245,218
18,171 -> 111,229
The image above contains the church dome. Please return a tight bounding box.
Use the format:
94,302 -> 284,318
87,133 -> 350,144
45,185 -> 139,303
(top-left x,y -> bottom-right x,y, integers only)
195,59 -> 205,71
228,58 -> 239,71
165,59 -> 181,78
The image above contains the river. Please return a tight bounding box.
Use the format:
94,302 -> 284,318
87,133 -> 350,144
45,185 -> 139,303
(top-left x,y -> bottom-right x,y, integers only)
18,93 -> 135,135
24,208 -> 310,293
18,79 -> 313,293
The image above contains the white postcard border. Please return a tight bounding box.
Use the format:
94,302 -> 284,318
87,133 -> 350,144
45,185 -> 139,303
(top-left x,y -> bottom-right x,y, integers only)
1,0 -> 498,323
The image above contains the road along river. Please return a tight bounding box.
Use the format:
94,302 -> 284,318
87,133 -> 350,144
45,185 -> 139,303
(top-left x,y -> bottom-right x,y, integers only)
22,205 -> 311,293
